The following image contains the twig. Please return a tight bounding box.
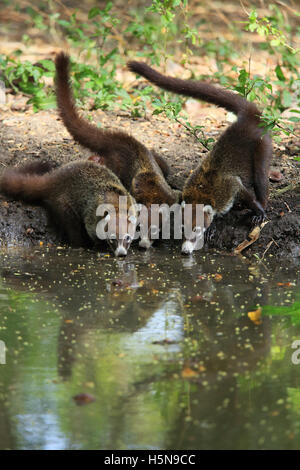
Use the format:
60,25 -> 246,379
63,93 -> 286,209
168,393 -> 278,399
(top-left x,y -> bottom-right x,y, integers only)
275,122 -> 298,138
272,180 -> 300,196
174,117 -> 210,151
275,0 -> 299,15
261,240 -> 274,260
283,201 -> 292,212
239,0 -> 250,16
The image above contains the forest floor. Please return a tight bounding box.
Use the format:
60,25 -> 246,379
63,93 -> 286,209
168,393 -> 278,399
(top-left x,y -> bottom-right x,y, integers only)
0,102 -> 299,259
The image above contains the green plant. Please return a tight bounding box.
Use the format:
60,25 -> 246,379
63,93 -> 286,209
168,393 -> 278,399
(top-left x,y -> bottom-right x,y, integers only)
241,5 -> 300,138
0,0 -> 298,149
126,0 -> 202,65
152,94 -> 215,150
0,54 -> 56,111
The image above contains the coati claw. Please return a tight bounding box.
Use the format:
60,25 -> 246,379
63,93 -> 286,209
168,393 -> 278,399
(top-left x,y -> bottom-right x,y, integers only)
251,211 -> 266,227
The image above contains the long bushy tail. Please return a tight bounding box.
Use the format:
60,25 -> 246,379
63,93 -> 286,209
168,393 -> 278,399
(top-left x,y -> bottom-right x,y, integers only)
0,162 -> 51,202
55,52 -> 113,153
128,61 -> 259,120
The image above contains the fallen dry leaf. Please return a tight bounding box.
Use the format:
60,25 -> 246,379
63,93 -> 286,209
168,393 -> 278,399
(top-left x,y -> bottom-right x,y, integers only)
181,367 -> 199,378
234,224 -> 267,255
248,307 -> 262,325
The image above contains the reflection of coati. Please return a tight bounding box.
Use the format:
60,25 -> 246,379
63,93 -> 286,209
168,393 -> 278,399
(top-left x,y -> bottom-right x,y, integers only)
0,160 -> 137,257
127,61 -> 272,254
55,52 -> 179,248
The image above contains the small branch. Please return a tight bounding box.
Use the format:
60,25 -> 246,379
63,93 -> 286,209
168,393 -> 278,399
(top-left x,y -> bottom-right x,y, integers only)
174,117 -> 210,151
261,240 -> 274,260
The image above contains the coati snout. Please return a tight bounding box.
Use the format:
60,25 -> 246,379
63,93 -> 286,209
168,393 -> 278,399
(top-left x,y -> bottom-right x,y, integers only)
107,233 -> 133,257
181,204 -> 214,255
102,212 -> 137,257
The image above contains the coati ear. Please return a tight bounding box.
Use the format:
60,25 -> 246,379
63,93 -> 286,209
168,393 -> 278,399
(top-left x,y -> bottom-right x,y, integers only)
132,172 -> 157,200
88,155 -> 105,164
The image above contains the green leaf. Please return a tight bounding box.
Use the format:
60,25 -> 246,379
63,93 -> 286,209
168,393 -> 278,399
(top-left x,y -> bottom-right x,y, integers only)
282,90 -> 292,107
270,38 -> 281,47
88,7 -> 101,19
275,65 -> 286,81
39,59 -> 55,72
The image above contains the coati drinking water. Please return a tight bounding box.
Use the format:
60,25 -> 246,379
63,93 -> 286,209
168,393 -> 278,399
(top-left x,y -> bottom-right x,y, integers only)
127,61 -> 272,254
55,52 -> 180,248
0,160 -> 137,257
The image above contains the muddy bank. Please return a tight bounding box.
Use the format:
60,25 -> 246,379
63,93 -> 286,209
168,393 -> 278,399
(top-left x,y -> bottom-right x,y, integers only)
0,108 -> 299,259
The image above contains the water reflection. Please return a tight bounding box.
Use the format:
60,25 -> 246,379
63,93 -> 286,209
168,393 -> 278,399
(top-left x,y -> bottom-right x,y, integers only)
0,246 -> 299,449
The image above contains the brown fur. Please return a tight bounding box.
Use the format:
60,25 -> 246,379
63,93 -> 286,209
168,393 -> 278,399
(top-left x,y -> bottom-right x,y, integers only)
127,61 -> 272,224
55,52 -> 178,210
88,152 -> 170,178
0,160 -> 137,253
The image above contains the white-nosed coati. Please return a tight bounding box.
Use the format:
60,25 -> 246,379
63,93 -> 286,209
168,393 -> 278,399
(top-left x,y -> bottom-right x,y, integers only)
0,160 -> 137,257
55,52 -> 180,248
127,61 -> 272,254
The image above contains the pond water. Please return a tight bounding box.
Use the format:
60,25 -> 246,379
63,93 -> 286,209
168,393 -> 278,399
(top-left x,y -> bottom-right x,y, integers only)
0,245 -> 299,450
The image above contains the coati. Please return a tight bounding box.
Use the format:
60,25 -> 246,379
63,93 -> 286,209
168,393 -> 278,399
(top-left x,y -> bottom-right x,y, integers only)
0,160 -> 137,257
127,61 -> 272,254
55,52 -> 180,248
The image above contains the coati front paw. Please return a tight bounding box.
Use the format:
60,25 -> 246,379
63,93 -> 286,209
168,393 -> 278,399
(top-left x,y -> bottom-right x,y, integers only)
251,210 -> 266,226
